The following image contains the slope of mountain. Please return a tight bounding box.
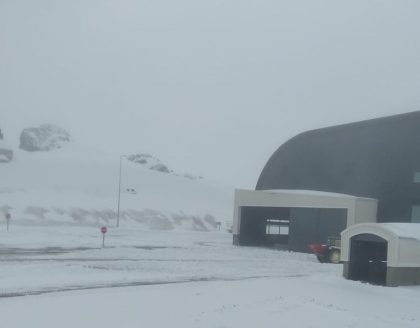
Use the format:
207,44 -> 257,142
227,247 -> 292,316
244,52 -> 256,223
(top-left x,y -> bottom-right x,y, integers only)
0,141 -> 233,231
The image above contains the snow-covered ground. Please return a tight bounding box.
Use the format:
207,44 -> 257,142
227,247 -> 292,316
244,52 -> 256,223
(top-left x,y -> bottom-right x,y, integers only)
0,141 -> 233,230
0,226 -> 325,296
1,139 -> 420,327
0,226 -> 419,328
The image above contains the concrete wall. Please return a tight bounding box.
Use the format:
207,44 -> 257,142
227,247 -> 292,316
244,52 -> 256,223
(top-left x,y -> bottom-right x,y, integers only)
354,198 -> 378,224
344,262 -> 420,286
386,267 -> 420,286
397,238 -> 420,267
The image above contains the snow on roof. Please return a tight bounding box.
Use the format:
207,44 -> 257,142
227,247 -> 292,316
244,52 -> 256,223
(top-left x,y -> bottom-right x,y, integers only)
381,223 -> 420,241
347,222 -> 420,242
262,189 -> 377,201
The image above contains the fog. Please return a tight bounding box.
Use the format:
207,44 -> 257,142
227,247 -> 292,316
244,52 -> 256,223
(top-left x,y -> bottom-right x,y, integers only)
1,0 -> 420,187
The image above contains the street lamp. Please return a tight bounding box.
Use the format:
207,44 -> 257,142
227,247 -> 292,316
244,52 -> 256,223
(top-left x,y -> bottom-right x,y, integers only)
116,155 -> 127,228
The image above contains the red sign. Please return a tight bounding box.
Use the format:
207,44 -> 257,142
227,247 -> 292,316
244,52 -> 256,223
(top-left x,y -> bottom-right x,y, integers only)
101,226 -> 107,234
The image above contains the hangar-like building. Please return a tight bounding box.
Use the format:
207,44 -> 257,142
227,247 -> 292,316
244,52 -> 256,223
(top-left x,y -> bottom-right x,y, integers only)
234,111 -> 420,255
256,111 -> 420,222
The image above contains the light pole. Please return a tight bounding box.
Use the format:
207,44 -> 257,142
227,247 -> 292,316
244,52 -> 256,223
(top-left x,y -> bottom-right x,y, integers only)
116,155 -> 126,228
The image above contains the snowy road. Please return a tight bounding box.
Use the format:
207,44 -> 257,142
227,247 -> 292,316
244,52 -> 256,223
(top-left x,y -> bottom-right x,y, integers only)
0,226 -> 325,298
0,226 -> 420,327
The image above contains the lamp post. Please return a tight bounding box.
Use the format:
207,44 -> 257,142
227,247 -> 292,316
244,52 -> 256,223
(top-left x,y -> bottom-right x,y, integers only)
116,155 -> 126,228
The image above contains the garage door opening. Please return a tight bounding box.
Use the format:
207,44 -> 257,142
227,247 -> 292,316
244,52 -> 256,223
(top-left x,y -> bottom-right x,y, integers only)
265,219 -> 290,245
349,234 -> 387,285
239,206 -> 290,247
238,206 -> 347,252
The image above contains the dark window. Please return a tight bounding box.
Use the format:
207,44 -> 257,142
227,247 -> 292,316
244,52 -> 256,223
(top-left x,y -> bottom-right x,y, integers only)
266,219 -> 289,235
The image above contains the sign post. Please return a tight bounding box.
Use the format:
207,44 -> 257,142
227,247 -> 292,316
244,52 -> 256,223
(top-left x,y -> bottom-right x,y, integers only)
5,212 -> 11,231
101,226 -> 107,248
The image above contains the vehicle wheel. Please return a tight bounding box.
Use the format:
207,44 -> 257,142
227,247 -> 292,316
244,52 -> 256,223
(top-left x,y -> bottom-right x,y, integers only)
328,249 -> 341,264
316,255 -> 327,263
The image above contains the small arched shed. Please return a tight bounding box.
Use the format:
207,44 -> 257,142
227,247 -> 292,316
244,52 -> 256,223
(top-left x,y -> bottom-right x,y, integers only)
341,223 -> 420,286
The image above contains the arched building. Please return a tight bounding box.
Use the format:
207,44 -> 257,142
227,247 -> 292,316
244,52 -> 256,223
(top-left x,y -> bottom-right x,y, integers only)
233,111 -> 420,252
256,111 -> 420,222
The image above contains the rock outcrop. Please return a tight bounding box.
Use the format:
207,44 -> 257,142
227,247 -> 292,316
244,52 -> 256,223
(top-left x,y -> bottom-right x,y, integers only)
127,154 -> 171,174
20,124 -> 70,152
0,148 -> 13,163
127,153 -> 202,179
0,129 -> 13,163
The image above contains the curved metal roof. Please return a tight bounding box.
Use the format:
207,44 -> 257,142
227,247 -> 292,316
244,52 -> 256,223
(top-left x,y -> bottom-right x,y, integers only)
256,111 -> 420,221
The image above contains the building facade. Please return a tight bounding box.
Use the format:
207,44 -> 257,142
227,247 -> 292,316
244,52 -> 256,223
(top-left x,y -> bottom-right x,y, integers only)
256,111 -> 420,223
233,189 -> 377,252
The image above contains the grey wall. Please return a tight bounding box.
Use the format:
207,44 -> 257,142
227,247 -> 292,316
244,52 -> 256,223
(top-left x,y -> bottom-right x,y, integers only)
256,111 -> 420,222
289,208 -> 346,252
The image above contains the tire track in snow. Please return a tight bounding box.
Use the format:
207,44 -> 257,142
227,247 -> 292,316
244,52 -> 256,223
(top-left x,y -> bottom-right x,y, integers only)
0,274 -> 307,299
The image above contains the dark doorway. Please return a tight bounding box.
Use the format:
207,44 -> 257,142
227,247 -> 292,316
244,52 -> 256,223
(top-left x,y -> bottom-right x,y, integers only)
239,206 -> 290,247
265,219 -> 289,246
238,206 -> 347,252
348,234 -> 388,285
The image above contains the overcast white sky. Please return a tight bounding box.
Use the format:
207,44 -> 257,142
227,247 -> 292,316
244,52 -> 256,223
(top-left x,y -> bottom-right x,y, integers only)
1,0 -> 420,188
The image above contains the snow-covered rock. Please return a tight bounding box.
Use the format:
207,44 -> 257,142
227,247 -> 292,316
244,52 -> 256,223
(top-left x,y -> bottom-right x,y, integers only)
126,153 -> 168,172
127,153 -> 172,174
127,153 -> 202,179
0,151 -> 13,163
0,146 -> 13,163
150,163 -> 170,173
182,173 -> 203,180
0,129 -> 14,163
19,124 -> 70,152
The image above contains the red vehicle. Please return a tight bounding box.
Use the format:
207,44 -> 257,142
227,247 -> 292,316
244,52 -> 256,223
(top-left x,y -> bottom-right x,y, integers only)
309,236 -> 341,264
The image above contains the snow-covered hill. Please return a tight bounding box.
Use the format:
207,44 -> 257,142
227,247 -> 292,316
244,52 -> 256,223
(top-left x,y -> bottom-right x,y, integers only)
0,140 -> 233,231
